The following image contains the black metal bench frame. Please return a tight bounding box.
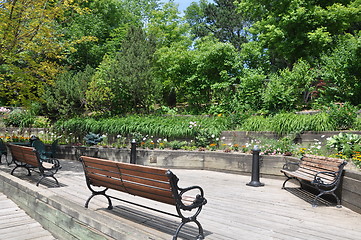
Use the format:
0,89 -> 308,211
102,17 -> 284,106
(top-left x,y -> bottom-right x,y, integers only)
281,154 -> 347,207
80,156 -> 207,240
8,144 -> 61,186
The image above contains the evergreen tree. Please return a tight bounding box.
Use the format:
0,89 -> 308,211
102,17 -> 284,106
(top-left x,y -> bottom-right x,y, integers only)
86,25 -> 157,114
185,0 -> 248,49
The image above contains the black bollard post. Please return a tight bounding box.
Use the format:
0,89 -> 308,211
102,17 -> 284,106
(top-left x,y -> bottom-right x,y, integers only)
246,145 -> 264,187
130,139 -> 137,164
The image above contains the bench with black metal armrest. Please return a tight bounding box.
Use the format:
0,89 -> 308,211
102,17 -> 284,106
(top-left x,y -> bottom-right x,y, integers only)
80,156 -> 207,240
7,143 -> 62,186
281,154 -> 347,207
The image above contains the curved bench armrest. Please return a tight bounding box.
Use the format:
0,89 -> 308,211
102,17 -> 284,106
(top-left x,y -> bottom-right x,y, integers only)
177,185 -> 207,211
312,171 -> 338,186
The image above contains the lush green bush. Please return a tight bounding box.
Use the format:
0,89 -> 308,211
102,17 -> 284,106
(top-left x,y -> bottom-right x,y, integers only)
2,109 -> 34,127
326,102 -> 357,130
262,60 -> 314,112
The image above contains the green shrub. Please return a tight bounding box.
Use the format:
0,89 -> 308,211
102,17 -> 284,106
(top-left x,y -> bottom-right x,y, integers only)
326,102 -> 357,130
326,132 -> 361,158
84,132 -> 104,146
2,109 -> 35,127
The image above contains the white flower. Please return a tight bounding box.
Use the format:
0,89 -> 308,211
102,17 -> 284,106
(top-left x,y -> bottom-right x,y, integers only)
321,135 -> 325,138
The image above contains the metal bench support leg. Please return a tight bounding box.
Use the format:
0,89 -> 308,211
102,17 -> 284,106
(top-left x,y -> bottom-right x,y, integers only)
282,176 -> 301,189
85,188 -> 113,210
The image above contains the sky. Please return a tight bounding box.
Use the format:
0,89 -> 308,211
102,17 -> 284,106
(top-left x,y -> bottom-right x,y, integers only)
174,0 -> 198,12
167,0 -> 215,13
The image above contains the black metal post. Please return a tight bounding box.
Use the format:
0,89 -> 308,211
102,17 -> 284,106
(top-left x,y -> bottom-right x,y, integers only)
130,139 -> 137,164
246,145 -> 264,187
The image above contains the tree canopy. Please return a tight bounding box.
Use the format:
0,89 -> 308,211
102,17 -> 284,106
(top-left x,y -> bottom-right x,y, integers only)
0,0 -> 360,118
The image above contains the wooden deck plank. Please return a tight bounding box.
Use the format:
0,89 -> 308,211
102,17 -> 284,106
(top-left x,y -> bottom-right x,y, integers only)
0,192 -> 56,240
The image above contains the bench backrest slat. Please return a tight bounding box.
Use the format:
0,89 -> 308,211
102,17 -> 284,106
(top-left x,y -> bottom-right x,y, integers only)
81,156 -> 176,205
8,144 -> 39,167
300,154 -> 344,172
82,157 -> 120,179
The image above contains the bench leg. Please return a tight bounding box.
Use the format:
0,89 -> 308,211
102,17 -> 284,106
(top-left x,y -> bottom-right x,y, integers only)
312,188 -> 342,208
172,218 -> 205,240
85,189 -> 113,210
282,177 -> 301,189
36,175 -> 60,187
11,165 -> 31,176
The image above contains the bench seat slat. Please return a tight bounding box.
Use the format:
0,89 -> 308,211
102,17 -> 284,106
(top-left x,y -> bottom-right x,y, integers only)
281,169 -> 334,184
297,168 -> 336,181
87,173 -> 127,190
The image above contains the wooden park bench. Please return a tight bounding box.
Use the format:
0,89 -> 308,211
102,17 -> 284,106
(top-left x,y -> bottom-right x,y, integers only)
8,143 -> 61,186
281,154 -> 347,207
80,156 -> 207,240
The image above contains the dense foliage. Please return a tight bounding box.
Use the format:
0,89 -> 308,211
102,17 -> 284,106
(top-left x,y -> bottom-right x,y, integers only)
0,0 -> 360,118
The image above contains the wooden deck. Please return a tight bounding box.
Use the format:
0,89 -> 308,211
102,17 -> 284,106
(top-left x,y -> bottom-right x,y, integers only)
0,193 -> 56,239
1,158 -> 361,240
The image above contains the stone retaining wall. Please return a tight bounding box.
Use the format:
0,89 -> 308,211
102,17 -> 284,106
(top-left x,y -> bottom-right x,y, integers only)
220,130 -> 361,146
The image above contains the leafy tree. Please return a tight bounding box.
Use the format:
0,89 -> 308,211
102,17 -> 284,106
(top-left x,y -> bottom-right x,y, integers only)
185,0 -> 212,39
146,1 -> 190,48
61,0 -> 134,71
236,0 -> 361,69
317,33 -> 361,105
234,69 -> 266,112
154,36 -> 238,112
0,0 -> 75,105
